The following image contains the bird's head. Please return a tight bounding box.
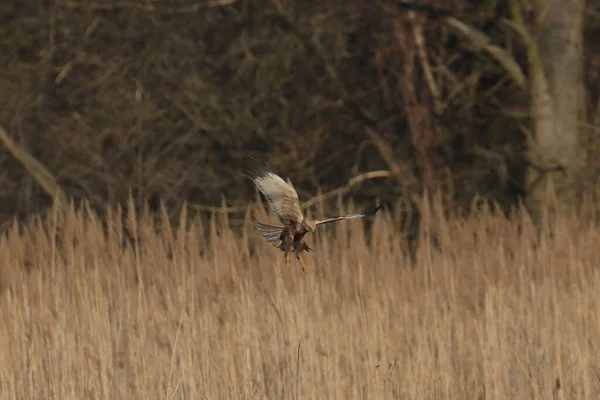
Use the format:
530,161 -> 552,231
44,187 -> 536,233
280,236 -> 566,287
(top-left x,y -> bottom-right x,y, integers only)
301,219 -> 316,233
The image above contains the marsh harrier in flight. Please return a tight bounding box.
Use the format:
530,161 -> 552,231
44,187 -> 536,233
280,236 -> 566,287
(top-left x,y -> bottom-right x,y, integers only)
242,156 -> 381,271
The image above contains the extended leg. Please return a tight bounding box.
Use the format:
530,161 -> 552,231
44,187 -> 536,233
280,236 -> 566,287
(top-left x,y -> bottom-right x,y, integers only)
282,234 -> 293,272
296,252 -> 306,272
284,251 -> 290,271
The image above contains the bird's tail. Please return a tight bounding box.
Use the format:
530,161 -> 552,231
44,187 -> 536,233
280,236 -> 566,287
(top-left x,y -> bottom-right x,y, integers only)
255,221 -> 283,247
302,242 -> 313,252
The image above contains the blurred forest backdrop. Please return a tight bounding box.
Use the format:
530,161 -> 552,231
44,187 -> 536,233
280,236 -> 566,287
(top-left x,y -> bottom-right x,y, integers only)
1,0 -> 599,231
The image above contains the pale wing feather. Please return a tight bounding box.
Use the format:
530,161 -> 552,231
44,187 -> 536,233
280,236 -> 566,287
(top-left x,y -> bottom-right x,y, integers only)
286,177 -> 295,190
256,221 -> 283,247
315,205 -> 382,226
242,157 -> 304,224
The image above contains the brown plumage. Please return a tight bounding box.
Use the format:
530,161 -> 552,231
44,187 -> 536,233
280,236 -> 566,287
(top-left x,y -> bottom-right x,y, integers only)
241,156 -> 382,271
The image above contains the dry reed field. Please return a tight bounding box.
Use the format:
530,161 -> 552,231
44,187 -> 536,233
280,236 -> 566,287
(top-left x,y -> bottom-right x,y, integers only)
0,197 -> 599,399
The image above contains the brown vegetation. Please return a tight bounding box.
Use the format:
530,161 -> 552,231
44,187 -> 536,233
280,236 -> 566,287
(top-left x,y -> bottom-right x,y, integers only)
1,198 -> 599,398
1,1 -> 599,228
2,2 -> 600,397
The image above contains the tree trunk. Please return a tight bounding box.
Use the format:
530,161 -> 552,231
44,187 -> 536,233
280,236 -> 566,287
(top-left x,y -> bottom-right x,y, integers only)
525,0 -> 586,220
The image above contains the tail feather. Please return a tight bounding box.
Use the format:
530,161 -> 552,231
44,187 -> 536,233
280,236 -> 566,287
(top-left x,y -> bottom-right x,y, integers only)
302,242 -> 313,252
256,221 -> 283,247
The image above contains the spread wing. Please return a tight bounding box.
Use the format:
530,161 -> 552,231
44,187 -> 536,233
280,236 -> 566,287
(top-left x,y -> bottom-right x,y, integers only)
241,156 -> 304,225
255,221 -> 284,247
315,205 -> 382,226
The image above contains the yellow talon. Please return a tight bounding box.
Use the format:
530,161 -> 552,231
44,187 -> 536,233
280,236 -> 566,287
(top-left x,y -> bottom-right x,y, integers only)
298,256 -> 306,272
285,252 -> 291,271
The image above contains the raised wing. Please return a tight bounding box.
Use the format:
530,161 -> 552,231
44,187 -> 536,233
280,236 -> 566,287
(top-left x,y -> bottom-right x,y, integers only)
315,205 -> 382,226
241,156 -> 304,225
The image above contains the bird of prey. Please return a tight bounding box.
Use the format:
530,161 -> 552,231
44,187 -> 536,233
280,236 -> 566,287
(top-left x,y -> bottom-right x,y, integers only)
241,156 -> 382,272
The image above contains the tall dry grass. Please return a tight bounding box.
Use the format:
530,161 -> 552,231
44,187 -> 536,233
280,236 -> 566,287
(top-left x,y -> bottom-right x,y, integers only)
0,197 -> 599,399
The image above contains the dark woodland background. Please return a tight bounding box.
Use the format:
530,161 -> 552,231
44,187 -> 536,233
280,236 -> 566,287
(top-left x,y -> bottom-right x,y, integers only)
1,0 -> 599,232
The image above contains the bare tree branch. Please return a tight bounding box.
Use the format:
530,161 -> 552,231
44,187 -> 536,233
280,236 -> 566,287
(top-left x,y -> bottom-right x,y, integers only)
411,19 -> 442,114
56,0 -> 238,13
192,170 -> 391,214
300,170 -> 391,209
0,126 -> 68,205
268,0 -> 410,187
380,1 -> 527,90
